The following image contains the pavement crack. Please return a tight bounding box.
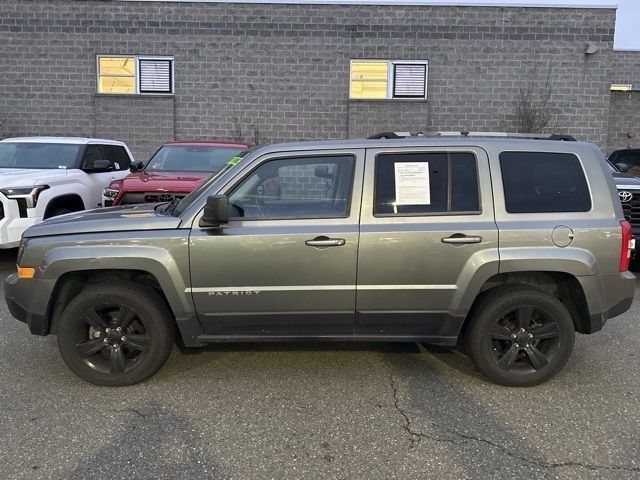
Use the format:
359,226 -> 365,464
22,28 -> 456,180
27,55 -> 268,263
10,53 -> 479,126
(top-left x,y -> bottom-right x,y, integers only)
388,374 -> 456,450
387,373 -> 640,473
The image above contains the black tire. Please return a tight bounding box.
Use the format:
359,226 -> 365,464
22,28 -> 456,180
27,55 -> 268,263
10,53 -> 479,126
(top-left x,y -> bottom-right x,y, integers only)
464,285 -> 575,387
56,282 -> 175,386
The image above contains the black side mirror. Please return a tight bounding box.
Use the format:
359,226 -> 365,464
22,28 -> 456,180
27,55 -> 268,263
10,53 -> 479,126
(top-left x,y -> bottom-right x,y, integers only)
91,159 -> 114,172
129,161 -> 144,173
617,162 -> 630,173
199,195 -> 229,228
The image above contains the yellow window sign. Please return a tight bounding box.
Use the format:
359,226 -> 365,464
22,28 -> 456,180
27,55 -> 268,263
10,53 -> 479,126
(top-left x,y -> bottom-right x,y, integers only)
97,56 -> 136,94
350,61 -> 388,99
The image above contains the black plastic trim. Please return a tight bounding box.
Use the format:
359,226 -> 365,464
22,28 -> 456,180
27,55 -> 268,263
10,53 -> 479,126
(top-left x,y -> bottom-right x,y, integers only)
197,334 -> 457,346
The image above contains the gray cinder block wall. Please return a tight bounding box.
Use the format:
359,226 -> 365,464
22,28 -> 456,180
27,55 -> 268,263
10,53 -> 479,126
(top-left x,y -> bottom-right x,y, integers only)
608,50 -> 640,153
0,1 -> 626,160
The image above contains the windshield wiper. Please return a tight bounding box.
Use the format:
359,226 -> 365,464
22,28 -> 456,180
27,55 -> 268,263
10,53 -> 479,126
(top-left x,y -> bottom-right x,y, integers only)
157,198 -> 181,215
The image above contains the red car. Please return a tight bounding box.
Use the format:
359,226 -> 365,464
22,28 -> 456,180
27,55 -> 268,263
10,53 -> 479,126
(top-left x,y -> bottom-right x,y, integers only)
102,140 -> 251,206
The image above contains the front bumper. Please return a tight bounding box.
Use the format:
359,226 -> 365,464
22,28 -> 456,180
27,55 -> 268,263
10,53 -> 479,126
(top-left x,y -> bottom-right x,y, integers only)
0,196 -> 41,248
4,273 -> 57,335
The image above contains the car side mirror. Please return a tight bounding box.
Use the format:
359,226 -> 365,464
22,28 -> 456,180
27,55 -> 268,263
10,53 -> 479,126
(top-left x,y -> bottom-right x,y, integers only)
314,165 -> 334,179
199,195 -> 229,228
129,161 -> 144,173
90,160 -> 114,172
617,162 -> 630,173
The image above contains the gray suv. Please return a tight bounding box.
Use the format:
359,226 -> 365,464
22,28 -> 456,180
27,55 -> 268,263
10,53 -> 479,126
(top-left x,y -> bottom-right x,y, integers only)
5,135 -> 636,387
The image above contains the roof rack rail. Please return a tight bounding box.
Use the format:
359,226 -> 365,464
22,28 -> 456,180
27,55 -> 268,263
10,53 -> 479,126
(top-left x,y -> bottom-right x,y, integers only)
367,131 -> 577,141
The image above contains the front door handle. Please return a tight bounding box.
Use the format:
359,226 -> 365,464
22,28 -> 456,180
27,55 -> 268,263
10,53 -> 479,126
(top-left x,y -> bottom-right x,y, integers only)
305,236 -> 346,247
441,234 -> 482,244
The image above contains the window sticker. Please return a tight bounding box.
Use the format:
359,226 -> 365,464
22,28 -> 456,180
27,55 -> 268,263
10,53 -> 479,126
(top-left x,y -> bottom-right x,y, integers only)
394,162 -> 431,205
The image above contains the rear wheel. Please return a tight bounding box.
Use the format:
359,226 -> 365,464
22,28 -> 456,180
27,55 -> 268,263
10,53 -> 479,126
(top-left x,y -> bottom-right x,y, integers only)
464,286 -> 575,387
56,283 -> 174,386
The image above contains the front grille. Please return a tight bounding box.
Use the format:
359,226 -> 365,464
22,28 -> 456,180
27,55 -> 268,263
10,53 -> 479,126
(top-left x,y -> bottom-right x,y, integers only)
120,192 -> 187,205
0,202 -> 4,220
619,190 -> 640,233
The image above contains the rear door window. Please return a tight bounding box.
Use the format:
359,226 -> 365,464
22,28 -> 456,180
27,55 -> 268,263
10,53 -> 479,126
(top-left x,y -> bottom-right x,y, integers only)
500,151 -> 591,213
374,152 -> 480,215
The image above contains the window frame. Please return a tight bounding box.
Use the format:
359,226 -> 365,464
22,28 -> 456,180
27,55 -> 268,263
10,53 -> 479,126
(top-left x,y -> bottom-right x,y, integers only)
349,59 -> 429,101
225,153 -> 358,222
372,150 -> 482,218
96,54 -> 175,96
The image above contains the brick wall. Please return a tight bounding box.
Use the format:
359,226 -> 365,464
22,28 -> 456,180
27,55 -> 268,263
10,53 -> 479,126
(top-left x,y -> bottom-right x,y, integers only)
607,51 -> 640,153
0,0 -> 620,158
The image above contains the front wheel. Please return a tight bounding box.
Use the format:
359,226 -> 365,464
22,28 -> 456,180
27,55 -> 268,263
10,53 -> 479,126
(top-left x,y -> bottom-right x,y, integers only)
464,286 -> 575,387
56,283 -> 175,386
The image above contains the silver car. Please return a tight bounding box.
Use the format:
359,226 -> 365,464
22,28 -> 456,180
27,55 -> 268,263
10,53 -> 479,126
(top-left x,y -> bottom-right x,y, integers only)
5,134 -> 636,387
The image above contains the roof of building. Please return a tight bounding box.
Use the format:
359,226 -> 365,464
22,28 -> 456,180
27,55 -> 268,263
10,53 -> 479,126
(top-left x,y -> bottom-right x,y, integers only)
0,136 -> 128,145
118,0 -> 617,8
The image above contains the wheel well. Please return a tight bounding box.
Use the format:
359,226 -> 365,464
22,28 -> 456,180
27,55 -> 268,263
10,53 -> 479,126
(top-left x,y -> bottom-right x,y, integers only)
460,271 -> 589,338
44,195 -> 85,219
48,269 -> 175,334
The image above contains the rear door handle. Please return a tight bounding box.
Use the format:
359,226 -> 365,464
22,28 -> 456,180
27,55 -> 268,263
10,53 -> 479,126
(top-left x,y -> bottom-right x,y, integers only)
305,236 -> 346,247
441,234 -> 482,244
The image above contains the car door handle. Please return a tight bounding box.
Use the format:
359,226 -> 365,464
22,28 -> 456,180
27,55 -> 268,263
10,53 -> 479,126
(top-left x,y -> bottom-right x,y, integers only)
305,236 -> 346,247
441,234 -> 482,244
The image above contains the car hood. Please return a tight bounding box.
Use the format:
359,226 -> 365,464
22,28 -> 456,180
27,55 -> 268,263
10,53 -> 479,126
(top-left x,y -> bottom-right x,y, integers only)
23,203 -> 181,239
612,172 -> 640,189
113,171 -> 211,192
0,168 -> 68,186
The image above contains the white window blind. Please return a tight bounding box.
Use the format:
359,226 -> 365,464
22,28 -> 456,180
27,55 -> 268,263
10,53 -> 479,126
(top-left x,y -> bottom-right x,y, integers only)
139,59 -> 172,93
393,64 -> 427,98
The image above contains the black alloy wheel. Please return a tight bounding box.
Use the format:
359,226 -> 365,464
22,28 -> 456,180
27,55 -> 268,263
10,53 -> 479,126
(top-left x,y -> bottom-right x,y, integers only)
75,304 -> 151,375
488,305 -> 561,374
465,286 -> 575,387
57,283 -> 174,386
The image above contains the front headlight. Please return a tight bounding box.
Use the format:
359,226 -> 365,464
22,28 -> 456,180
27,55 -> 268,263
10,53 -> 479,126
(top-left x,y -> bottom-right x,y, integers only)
103,187 -> 119,199
0,185 -> 49,208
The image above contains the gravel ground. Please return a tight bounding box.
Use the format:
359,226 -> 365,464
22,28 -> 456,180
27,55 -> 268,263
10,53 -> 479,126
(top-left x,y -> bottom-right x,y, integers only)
1,248 -> 639,480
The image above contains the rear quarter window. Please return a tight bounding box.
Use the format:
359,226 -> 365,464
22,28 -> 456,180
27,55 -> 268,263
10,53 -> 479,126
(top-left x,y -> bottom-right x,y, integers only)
500,151 -> 591,213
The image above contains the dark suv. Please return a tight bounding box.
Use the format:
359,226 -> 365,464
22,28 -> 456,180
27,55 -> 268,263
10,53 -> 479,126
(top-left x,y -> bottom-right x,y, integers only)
5,135 -> 635,387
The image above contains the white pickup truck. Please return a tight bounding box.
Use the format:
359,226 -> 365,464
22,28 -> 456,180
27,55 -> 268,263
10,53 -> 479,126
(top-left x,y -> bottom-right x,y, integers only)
0,137 -> 134,247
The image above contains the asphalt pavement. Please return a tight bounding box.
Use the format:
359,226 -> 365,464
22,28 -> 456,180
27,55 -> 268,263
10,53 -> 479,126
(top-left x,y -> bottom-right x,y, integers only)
1,248 -> 639,480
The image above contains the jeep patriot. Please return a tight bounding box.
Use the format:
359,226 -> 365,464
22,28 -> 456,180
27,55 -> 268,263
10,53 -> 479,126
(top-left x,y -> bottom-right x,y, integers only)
5,135 -> 636,386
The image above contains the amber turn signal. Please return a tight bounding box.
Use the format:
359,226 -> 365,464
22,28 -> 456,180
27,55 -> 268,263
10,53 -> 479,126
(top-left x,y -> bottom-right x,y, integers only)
17,266 -> 35,279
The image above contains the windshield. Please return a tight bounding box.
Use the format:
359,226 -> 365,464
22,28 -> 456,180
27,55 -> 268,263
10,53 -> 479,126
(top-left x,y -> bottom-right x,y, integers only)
606,160 -> 618,172
145,145 -> 245,173
169,150 -> 251,217
0,143 -> 81,169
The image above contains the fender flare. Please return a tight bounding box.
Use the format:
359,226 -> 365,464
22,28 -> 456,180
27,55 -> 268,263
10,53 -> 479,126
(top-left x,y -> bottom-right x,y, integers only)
42,245 -> 194,319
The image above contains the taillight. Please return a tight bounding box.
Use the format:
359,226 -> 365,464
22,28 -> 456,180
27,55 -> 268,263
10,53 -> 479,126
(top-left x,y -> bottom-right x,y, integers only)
620,220 -> 633,272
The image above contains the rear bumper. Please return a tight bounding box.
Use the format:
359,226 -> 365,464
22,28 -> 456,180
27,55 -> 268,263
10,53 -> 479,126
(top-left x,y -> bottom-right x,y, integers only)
4,273 -> 56,336
579,271 -> 636,333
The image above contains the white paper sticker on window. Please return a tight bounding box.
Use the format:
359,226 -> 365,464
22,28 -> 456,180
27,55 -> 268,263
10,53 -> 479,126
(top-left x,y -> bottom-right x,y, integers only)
394,162 -> 431,205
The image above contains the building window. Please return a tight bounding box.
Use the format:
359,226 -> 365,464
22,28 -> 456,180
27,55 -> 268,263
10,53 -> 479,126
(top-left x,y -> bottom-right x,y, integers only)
97,56 -> 136,94
97,55 -> 174,95
350,60 -> 428,100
